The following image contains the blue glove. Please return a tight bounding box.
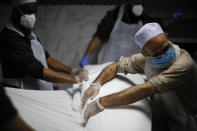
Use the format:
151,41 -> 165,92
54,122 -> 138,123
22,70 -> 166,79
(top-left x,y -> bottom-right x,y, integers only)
172,12 -> 182,20
80,56 -> 89,68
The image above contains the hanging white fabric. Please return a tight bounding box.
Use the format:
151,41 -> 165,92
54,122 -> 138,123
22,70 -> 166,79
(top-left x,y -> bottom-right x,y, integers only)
97,4 -> 142,64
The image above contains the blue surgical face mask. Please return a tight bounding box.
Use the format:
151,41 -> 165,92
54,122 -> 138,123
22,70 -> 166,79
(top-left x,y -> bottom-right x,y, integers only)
148,46 -> 176,68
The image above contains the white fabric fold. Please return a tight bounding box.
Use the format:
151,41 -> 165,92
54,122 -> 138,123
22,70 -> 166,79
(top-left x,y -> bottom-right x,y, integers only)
5,62 -> 152,131
72,62 -> 150,114
72,62 -> 113,112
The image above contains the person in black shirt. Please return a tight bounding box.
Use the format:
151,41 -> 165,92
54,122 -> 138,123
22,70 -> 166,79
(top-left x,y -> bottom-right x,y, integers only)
0,61 -> 34,130
0,0 -> 89,90
79,0 -> 169,67
0,87 -> 34,131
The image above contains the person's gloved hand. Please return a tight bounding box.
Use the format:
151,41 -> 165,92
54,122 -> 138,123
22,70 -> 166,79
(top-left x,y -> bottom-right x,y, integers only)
80,56 -> 89,68
71,68 -> 80,75
83,98 -> 104,126
74,68 -> 89,83
82,82 -> 101,107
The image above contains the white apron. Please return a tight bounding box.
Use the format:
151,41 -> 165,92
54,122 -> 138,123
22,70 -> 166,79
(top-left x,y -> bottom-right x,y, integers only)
97,4 -> 143,64
4,24 -> 53,90
144,44 -> 197,131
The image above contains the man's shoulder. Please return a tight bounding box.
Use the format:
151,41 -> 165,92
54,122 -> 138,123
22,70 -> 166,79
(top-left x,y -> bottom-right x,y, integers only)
105,5 -> 121,17
0,27 -> 27,46
173,49 -> 196,71
133,53 -> 146,61
1,26 -> 23,38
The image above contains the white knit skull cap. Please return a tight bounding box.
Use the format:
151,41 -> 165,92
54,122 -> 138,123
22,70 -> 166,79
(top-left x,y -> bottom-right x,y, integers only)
134,22 -> 164,49
12,0 -> 37,7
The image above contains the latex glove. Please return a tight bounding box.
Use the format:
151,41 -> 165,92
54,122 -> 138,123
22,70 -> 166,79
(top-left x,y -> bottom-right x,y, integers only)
71,68 -> 80,75
74,69 -> 89,83
83,98 -> 104,126
82,82 -> 101,107
80,56 -> 89,68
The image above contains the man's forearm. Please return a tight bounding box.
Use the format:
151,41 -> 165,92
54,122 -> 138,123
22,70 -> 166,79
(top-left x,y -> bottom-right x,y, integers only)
43,68 -> 76,84
84,36 -> 101,56
100,81 -> 156,107
47,56 -> 72,74
94,62 -> 118,85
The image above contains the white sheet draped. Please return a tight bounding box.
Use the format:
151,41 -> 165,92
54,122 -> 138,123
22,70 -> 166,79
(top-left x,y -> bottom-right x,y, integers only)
5,63 -> 152,131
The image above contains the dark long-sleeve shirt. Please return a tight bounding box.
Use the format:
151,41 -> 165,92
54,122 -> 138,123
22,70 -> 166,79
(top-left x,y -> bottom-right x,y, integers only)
94,5 -> 162,42
0,63 -> 17,124
0,27 -> 49,79
0,87 -> 18,124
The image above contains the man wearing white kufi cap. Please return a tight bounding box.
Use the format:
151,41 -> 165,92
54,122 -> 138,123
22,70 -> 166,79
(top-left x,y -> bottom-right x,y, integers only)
0,0 -> 89,90
81,22 -> 197,130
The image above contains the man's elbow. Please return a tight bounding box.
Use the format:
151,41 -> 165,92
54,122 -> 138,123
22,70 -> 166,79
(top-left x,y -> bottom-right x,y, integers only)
141,81 -> 157,97
109,62 -> 118,72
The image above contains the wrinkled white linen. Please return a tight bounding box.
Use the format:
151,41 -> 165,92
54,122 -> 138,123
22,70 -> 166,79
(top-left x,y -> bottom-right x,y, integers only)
5,63 -> 152,131
72,62 -> 148,112
72,62 -> 113,112
5,87 -> 84,131
72,62 -> 152,130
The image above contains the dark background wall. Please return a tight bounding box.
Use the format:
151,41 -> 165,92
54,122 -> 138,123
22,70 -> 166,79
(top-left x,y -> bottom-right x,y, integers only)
1,0 -> 196,17
0,0 -> 196,89
0,0 -> 197,61
1,0 -> 123,5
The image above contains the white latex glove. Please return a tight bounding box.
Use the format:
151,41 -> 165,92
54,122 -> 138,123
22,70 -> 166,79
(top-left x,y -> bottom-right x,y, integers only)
71,68 -> 80,75
83,98 -> 104,126
82,82 -> 101,107
74,68 -> 89,83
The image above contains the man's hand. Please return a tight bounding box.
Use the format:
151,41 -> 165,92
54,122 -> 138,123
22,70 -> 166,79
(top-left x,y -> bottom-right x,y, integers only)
74,69 -> 89,83
82,82 -> 101,107
79,56 -> 90,68
83,98 -> 104,126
